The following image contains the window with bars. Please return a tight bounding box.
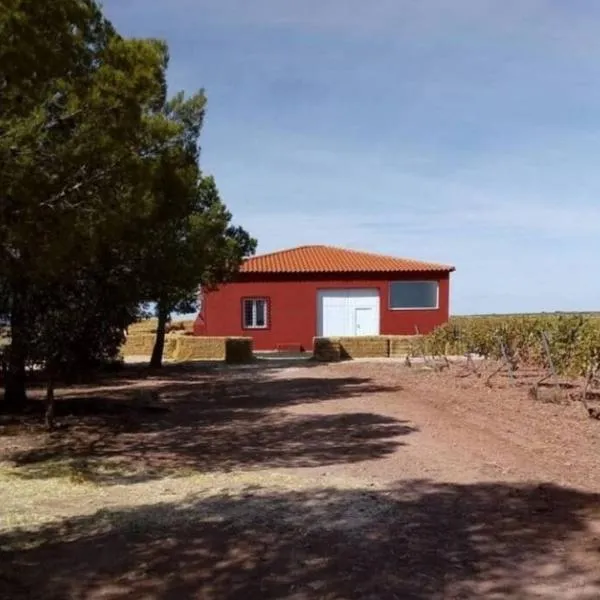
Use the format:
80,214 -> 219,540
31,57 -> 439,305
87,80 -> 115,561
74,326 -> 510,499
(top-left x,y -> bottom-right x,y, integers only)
242,298 -> 268,329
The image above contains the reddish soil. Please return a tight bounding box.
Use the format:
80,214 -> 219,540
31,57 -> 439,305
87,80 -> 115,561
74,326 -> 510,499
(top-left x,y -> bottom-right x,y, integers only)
2,359 -> 600,599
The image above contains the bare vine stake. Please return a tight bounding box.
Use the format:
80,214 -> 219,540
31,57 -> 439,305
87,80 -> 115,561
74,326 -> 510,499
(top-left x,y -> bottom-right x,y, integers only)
582,364 -> 600,401
414,325 -> 433,370
530,331 -> 564,402
541,331 -> 561,396
541,331 -> 558,379
581,366 -> 594,414
414,325 -> 446,372
467,353 -> 479,373
455,328 -> 481,379
581,364 -> 600,419
457,351 -> 480,379
466,353 -> 478,373
485,338 -> 515,386
500,339 -> 516,383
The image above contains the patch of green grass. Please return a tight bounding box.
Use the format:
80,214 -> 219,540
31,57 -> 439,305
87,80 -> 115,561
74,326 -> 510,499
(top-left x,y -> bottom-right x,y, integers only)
3,456 -> 208,487
3,458 -> 98,486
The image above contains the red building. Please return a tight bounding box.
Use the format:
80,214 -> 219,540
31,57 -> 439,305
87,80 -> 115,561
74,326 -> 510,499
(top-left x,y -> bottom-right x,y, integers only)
194,245 -> 455,351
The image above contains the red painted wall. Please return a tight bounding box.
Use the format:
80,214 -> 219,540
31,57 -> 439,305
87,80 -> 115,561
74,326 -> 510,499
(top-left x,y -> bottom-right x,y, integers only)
194,271 -> 451,351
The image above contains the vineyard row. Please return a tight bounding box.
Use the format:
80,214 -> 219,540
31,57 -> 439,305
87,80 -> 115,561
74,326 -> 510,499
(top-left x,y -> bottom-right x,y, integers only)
417,314 -> 600,377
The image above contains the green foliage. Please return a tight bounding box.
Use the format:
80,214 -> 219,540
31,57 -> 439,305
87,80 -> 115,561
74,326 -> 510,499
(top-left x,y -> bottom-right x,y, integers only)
22,253 -> 145,379
1,1 -> 170,281
0,0 -> 257,401
419,315 -> 600,376
0,0 -> 176,405
139,93 -> 256,314
137,89 -> 256,367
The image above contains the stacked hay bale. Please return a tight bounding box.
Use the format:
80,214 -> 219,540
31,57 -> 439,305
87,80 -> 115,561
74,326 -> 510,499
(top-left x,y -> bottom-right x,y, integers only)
121,329 -> 253,363
172,336 -> 226,361
121,334 -> 156,357
336,336 -> 389,359
313,335 -> 419,362
225,338 -> 254,363
388,336 -> 416,358
313,338 -> 342,361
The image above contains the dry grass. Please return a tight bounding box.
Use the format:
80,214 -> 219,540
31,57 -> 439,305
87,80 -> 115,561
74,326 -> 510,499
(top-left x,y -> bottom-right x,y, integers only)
127,319 -> 195,335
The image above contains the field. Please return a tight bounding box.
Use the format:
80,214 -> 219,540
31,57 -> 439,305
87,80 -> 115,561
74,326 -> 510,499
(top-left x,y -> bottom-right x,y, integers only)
2,359 -> 600,599
127,318 -> 195,335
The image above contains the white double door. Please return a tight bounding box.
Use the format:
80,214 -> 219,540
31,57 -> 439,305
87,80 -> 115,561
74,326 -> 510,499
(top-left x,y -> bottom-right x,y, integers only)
317,289 -> 380,337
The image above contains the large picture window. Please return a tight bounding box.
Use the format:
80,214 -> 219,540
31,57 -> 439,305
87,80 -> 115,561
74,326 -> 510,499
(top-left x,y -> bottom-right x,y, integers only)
389,281 -> 438,310
243,298 -> 268,329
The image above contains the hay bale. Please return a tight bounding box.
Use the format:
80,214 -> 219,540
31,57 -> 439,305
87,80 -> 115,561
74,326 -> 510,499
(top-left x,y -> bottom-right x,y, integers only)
389,336 -> 416,357
162,336 -> 178,359
121,333 -> 181,359
173,336 -> 226,361
121,335 -> 253,363
313,338 -> 342,362
128,318 -> 195,336
225,337 -> 254,363
338,336 -> 389,359
128,319 -> 158,334
314,335 -> 420,360
121,334 -> 156,357
165,321 -> 186,334
171,336 -> 253,363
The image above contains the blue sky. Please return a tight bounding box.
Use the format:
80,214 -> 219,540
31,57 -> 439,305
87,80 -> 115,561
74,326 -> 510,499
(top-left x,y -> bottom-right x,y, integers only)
103,0 -> 600,315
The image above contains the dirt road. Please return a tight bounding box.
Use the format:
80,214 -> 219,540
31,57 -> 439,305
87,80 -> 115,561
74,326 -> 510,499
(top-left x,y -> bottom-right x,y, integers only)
2,361 -> 600,599
277,362 -> 600,490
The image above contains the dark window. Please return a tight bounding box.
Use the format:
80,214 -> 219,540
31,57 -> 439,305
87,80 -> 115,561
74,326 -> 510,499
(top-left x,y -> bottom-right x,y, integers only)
243,298 -> 268,329
389,281 -> 438,309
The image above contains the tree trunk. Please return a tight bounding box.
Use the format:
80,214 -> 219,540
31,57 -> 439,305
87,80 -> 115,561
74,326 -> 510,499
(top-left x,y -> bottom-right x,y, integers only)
150,304 -> 169,369
44,370 -> 56,430
2,297 -> 27,412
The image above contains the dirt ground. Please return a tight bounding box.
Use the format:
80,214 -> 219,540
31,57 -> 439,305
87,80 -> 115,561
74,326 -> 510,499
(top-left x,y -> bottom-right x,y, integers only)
2,359 -> 600,599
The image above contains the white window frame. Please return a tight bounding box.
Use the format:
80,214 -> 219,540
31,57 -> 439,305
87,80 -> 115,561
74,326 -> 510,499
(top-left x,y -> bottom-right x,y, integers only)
389,281 -> 440,311
243,298 -> 268,329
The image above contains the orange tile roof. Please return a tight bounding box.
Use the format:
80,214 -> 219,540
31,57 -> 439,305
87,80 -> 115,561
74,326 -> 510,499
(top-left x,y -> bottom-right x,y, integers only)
241,245 -> 455,274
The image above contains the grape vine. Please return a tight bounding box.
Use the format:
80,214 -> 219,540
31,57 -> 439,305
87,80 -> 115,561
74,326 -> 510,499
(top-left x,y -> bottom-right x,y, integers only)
418,314 -> 600,377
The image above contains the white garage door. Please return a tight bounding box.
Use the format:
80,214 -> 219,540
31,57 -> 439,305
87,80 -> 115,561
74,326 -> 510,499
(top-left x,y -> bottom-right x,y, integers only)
317,289 -> 380,337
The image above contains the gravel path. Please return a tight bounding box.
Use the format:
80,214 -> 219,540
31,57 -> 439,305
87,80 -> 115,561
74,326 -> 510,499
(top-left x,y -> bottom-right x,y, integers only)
2,361 -> 600,599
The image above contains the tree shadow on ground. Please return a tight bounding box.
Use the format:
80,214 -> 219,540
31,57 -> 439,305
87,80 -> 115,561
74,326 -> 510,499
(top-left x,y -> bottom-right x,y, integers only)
2,370 -> 412,484
2,480 -> 599,599
16,357 -> 325,392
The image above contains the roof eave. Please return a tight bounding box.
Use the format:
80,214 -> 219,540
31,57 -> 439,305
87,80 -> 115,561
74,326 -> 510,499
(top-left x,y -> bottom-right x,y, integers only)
241,267 -> 456,275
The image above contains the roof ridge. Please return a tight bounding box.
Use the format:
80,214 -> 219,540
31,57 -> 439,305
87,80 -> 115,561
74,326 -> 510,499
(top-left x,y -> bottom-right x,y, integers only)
245,244 -> 328,259
242,245 -> 313,262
